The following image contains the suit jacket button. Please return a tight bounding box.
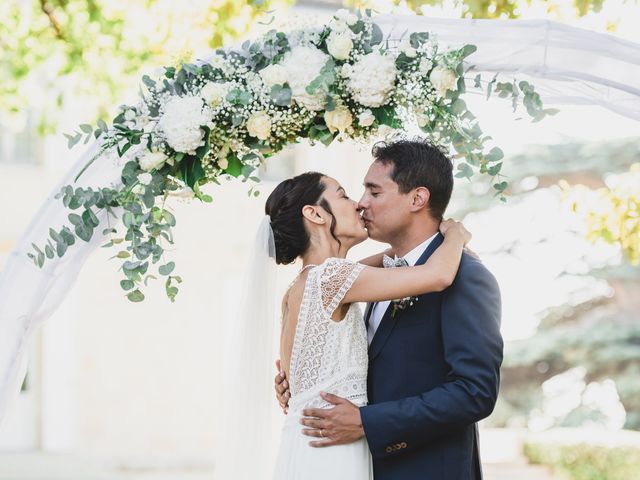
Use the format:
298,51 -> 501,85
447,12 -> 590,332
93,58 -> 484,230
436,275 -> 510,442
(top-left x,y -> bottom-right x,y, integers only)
401,442 -> 407,448
386,446 -> 393,453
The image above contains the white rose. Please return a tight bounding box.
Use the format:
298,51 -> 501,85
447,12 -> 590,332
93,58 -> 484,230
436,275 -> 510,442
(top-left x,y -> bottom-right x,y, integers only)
329,18 -> 348,33
326,32 -> 353,61
334,9 -> 358,26
357,109 -> 375,127
139,150 -> 168,172
124,109 -> 136,121
208,55 -> 225,70
137,172 -> 153,186
200,82 -> 229,107
429,67 -> 457,98
246,111 -> 272,140
324,105 -> 353,133
259,64 -> 288,89
418,58 -> 433,74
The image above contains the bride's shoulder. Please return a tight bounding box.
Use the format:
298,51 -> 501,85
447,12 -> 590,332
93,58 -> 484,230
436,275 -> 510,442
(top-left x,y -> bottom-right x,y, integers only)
313,257 -> 364,283
317,257 -> 360,270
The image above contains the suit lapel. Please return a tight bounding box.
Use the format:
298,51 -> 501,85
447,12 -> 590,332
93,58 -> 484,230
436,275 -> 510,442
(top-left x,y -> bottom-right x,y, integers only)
368,233 -> 444,362
364,302 -> 374,328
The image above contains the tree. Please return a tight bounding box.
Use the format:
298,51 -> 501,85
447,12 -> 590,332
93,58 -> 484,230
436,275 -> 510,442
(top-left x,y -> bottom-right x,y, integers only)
564,165 -> 640,265
0,0 -> 289,133
347,0 -> 629,20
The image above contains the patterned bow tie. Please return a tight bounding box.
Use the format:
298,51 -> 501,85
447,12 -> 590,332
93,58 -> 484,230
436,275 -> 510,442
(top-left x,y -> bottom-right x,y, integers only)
382,254 -> 409,269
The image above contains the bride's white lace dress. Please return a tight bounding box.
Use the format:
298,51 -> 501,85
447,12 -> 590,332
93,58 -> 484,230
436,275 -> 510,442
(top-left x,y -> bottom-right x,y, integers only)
273,257 -> 373,480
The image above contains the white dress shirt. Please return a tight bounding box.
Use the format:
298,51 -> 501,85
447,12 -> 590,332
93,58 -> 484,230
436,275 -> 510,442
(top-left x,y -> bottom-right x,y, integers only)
367,233 -> 439,345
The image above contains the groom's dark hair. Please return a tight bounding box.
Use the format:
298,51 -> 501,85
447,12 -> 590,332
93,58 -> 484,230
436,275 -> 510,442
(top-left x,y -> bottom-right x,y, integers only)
372,138 -> 454,221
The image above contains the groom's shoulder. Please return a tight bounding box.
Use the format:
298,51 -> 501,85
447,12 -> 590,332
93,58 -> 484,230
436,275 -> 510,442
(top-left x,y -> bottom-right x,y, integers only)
455,252 -> 499,289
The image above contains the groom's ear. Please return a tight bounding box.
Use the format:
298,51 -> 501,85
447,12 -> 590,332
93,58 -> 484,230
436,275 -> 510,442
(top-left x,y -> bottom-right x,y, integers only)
409,187 -> 430,212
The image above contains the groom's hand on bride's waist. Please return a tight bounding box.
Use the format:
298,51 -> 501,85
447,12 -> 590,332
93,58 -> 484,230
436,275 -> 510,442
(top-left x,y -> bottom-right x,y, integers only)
274,360 -> 290,414
301,392 -> 365,448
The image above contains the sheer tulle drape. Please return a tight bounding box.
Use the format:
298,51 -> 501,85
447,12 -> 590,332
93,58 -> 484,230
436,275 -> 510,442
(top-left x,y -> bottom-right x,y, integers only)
377,16 -> 640,120
1,17 -> 639,427
0,144 -> 122,423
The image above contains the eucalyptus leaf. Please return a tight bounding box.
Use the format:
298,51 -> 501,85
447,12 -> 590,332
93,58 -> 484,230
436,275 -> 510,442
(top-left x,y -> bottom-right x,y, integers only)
120,279 -> 135,290
127,289 -> 145,302
159,261 -> 175,276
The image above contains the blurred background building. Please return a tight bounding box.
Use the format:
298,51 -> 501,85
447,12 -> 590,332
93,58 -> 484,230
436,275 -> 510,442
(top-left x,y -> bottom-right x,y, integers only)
1,0 -> 639,479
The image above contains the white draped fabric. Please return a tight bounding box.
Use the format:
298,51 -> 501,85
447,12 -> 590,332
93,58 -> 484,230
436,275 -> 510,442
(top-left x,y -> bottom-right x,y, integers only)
1,16 -> 639,426
377,16 -> 640,120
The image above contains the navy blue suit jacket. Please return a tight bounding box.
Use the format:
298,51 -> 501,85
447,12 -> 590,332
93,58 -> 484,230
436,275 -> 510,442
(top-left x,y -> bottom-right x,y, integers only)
360,233 -> 503,480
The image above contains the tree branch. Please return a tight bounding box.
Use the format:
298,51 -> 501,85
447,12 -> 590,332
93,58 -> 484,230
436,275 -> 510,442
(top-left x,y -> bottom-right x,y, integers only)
40,0 -> 65,40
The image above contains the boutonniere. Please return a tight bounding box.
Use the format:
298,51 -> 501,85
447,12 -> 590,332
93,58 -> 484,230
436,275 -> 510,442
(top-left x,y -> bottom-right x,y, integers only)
391,296 -> 419,318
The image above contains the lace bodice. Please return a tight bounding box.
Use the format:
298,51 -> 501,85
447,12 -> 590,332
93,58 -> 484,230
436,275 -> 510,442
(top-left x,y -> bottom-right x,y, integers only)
288,258 -> 369,413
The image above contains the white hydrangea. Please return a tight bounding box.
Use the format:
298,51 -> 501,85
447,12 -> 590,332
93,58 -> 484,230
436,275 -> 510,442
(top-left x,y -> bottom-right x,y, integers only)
326,32 -> 353,60
260,64 -> 288,89
281,46 -> 330,111
348,51 -> 397,107
159,96 -> 211,154
340,63 -> 354,78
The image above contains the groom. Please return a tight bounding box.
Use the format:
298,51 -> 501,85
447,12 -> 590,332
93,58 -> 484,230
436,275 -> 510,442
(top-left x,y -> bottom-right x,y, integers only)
275,138 -> 503,479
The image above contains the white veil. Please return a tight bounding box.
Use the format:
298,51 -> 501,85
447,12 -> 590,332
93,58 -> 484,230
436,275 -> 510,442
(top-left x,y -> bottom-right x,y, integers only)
213,215 -> 282,479
1,16 -> 640,429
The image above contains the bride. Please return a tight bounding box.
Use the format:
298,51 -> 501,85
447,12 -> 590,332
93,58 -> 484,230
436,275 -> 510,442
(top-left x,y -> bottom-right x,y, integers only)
265,171 -> 470,479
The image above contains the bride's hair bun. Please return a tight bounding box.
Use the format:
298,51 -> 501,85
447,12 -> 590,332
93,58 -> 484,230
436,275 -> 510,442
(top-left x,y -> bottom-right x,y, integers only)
265,172 -> 327,265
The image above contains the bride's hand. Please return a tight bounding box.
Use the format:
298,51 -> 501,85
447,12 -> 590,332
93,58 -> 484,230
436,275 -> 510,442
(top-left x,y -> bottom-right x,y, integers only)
439,219 -> 471,246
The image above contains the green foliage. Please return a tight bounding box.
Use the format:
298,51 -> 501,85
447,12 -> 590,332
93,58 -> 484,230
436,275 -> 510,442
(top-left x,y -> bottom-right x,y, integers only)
524,442 -> 640,480
0,0 -> 288,132
564,164 -> 640,265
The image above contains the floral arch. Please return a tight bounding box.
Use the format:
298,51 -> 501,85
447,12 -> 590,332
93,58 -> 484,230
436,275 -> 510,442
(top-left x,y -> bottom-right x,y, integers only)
29,9 -> 551,302
1,4 -> 639,428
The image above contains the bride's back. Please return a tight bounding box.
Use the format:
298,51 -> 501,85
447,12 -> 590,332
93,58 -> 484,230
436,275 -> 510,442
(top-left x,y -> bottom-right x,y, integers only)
279,258 -> 369,414
280,270 -> 308,381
